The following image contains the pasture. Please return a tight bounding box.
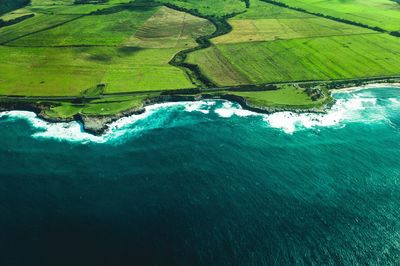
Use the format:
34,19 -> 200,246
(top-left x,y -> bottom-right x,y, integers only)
271,0 -> 400,32
187,0 -> 400,86
189,34 -> 400,86
223,86 -> 330,109
0,2 -> 215,97
44,94 -> 157,118
157,0 -> 247,17
213,18 -> 373,44
6,8 -> 158,46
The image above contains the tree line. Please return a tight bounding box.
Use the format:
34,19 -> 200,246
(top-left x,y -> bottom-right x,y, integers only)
0,13 -> 34,29
0,0 -> 30,16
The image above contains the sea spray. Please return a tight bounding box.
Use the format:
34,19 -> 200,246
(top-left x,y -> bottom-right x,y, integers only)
0,86 -> 399,142
1,87 -> 400,265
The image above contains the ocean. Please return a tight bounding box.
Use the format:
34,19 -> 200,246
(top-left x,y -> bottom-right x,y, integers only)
0,86 -> 400,265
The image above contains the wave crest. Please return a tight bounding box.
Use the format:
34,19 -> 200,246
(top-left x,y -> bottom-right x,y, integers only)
1,86 -> 399,141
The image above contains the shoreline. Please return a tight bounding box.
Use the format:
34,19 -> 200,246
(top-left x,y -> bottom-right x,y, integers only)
1,81 -> 399,136
0,93 -> 330,135
330,83 -> 400,93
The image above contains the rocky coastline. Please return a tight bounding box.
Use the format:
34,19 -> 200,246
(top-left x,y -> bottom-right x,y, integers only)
0,79 -> 399,135
0,93 -> 330,135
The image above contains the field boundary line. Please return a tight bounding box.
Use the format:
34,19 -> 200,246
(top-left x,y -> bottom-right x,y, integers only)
0,14 -> 86,45
162,3 -> 247,88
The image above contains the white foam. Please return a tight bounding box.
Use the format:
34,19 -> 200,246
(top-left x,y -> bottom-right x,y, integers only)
184,101 -> 215,114
263,111 -> 342,134
389,98 -> 400,105
262,96 -> 386,134
0,101 -> 217,143
331,83 -> 400,94
214,101 -> 259,118
212,97 -> 382,134
0,111 -> 104,143
0,89 -> 397,141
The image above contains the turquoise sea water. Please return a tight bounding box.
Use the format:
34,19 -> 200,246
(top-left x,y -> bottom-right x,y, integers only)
1,87 -> 400,265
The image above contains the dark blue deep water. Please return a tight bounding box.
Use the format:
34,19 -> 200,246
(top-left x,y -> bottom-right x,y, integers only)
1,87 -> 400,265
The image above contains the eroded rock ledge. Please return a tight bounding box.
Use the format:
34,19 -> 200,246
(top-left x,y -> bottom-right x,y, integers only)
0,93 -> 330,135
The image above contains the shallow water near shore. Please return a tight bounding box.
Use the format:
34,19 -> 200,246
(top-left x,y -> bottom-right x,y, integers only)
1,86 -> 400,265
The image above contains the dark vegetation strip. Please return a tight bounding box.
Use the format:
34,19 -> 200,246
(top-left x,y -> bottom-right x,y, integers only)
163,3 -> 245,88
259,0 -> 400,37
74,0 -> 108,4
2,75 -> 399,101
90,1 -> 160,15
0,0 -> 30,16
0,14 -> 34,29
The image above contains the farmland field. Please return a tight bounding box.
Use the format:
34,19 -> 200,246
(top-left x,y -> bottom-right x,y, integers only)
0,2 -> 216,97
189,34 -> 400,85
187,0 -> 400,86
157,0 -> 247,17
269,0 -> 400,32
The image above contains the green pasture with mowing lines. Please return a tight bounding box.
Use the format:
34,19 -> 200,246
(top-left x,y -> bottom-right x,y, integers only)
102,47 -> 198,93
8,8 -> 158,46
0,1 -> 216,98
212,18 -> 373,44
185,45 -> 251,86
271,0 -> 400,32
235,0 -> 308,19
124,6 -> 215,48
189,34 -> 400,86
187,0 -> 400,86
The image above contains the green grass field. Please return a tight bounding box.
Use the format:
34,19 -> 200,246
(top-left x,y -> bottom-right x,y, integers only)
271,0 -> 400,32
189,34 -> 400,85
157,0 -> 247,17
187,0 -> 400,86
44,93 -> 157,118
6,8 -> 157,46
221,86 -> 330,109
0,2 -> 216,97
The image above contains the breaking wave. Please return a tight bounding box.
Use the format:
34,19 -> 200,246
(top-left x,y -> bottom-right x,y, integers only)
0,86 -> 399,142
